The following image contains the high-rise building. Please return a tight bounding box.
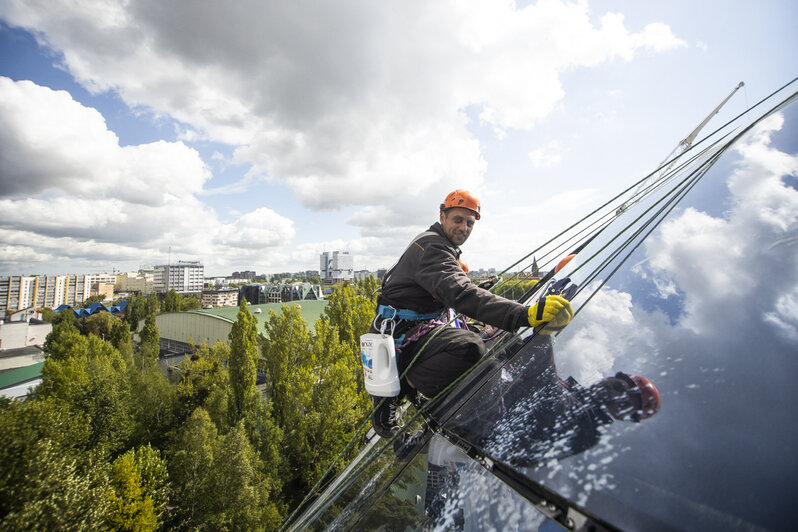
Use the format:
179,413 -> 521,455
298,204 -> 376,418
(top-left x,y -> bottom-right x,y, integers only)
320,251 -> 354,285
154,261 -> 204,295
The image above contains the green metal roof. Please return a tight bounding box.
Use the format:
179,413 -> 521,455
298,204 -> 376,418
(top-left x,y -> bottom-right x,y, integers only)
0,361 -> 44,390
188,300 -> 328,339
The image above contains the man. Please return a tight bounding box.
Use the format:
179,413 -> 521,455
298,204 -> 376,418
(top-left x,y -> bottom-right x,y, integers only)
370,189 -> 574,437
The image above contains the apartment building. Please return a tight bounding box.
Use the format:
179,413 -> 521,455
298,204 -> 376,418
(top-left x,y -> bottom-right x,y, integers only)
116,271 -> 154,294
201,289 -> 239,308
154,261 -> 204,295
1,274 -> 102,311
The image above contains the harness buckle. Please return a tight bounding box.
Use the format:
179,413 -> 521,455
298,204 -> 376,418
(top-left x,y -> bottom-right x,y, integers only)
382,306 -> 398,320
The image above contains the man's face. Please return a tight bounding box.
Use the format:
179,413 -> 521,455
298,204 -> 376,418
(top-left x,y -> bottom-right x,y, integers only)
440,207 -> 476,246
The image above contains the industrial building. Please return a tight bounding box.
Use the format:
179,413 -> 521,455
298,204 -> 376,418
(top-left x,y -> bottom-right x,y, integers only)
154,300 -> 328,359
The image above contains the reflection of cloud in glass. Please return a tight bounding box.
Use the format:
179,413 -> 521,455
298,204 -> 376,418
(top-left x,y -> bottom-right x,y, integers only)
645,113 -> 798,337
558,111 -> 798,378
556,287 -> 659,384
539,109 -> 798,530
764,286 -> 798,341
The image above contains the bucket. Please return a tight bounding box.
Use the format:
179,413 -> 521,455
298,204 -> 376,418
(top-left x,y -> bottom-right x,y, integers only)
360,333 -> 401,397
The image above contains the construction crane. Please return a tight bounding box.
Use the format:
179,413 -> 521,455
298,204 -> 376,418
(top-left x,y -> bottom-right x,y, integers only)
617,81 -> 745,215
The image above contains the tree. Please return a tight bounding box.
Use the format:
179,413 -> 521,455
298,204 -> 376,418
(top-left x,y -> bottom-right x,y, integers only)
132,445 -> 169,522
260,305 -> 313,427
82,311 -> 116,340
205,422 -> 279,531
40,307 -> 57,323
110,317 -> 134,366
129,356 -> 176,448
174,342 -> 230,425
38,335 -> 134,456
354,275 -> 381,302
182,293 -> 201,311
138,314 -> 160,364
322,281 -> 377,396
260,304 -> 369,507
285,319 -> 370,501
322,282 -> 375,358
167,408 -> 217,528
124,293 -> 158,332
494,278 -> 538,301
0,397 -> 93,519
106,450 -> 158,531
42,317 -> 87,362
228,299 -> 260,424
242,396 -> 284,520
161,289 -> 201,313
0,440 -> 112,530
162,289 -> 181,313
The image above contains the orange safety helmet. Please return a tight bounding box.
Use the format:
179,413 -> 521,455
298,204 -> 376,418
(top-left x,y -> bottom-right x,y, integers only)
441,189 -> 481,220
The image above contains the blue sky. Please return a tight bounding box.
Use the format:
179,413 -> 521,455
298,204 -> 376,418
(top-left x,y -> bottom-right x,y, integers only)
0,0 -> 795,277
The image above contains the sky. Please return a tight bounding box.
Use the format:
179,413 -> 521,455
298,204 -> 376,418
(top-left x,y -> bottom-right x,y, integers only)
0,0 -> 795,277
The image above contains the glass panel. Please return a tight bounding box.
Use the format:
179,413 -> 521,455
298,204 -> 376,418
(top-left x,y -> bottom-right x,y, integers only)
337,434 -> 558,531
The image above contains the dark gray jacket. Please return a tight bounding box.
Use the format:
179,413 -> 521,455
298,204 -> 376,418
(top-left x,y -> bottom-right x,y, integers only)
378,222 -> 528,332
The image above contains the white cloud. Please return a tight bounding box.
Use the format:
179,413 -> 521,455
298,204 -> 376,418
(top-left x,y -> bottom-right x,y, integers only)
0,244 -> 53,264
556,285 -> 656,383
215,208 -> 295,249
528,141 -> 564,168
0,0 -> 685,216
0,77 -> 299,274
0,77 -> 210,204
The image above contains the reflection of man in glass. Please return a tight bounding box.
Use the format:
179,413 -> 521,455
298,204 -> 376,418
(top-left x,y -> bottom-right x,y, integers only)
478,331 -> 661,466
418,326 -> 661,529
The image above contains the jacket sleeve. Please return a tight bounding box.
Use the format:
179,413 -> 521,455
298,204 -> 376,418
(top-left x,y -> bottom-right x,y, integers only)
414,237 -> 528,331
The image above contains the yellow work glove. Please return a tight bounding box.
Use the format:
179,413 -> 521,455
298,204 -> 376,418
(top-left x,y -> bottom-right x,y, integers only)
527,295 -> 574,334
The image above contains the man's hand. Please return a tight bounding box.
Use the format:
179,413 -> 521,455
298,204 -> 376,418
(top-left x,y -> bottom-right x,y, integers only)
477,276 -> 500,290
527,295 -> 573,333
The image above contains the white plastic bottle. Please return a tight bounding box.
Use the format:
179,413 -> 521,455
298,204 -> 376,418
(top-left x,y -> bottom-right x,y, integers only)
360,332 -> 401,397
